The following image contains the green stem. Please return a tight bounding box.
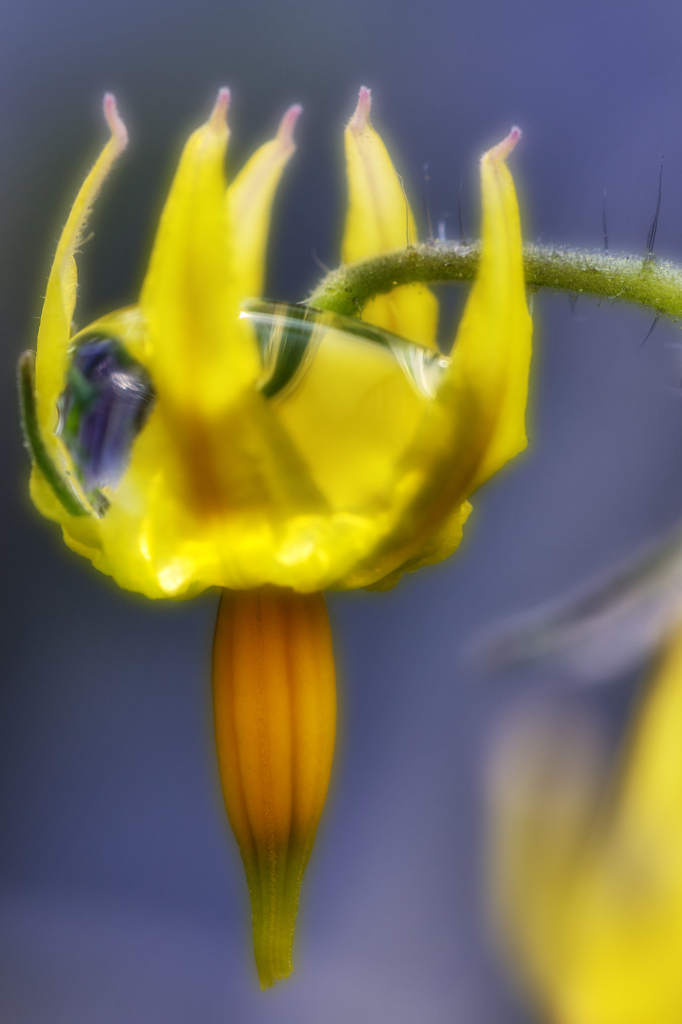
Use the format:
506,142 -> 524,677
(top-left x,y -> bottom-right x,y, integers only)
308,242 -> 682,322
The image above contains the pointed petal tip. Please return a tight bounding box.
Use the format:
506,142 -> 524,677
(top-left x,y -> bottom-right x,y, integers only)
208,87 -> 231,132
349,86 -> 372,132
277,103 -> 303,148
485,125 -> 522,163
102,93 -> 128,153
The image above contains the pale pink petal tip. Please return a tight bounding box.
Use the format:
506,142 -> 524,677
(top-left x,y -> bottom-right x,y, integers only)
349,86 -> 371,131
486,125 -> 522,162
102,93 -> 128,153
208,87 -> 231,131
277,104 -> 303,147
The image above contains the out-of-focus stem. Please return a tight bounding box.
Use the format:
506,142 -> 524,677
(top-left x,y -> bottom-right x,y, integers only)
309,242 -> 682,321
212,588 -> 336,989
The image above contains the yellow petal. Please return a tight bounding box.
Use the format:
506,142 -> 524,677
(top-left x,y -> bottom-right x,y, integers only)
227,104 -> 301,300
212,587 -> 336,988
34,93 -> 128,453
343,128 -> 532,590
342,87 -> 438,348
140,89 -> 259,415
454,128 -> 531,491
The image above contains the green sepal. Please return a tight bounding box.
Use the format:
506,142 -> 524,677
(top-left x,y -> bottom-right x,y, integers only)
17,350 -> 90,518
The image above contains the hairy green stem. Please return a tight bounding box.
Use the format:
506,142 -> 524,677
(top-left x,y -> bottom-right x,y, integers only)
308,242 -> 682,322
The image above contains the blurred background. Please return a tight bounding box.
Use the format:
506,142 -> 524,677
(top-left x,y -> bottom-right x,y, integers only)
2,0 -> 682,1020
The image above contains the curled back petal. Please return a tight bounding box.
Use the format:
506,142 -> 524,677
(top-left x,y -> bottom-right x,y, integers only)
457,128 -> 531,491
342,87 -> 438,349
140,89 -> 259,415
344,129 -> 532,590
34,94 -> 128,458
227,104 -> 302,300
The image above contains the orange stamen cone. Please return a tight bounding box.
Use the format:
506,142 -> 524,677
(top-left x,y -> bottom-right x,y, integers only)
212,588 -> 336,987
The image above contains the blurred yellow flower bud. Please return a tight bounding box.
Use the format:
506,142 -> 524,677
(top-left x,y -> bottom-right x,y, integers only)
489,629 -> 682,1024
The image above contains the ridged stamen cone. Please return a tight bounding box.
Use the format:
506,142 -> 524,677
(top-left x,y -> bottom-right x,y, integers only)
212,587 -> 336,988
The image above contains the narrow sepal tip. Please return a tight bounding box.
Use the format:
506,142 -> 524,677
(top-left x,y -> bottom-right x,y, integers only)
208,87 -> 231,132
349,86 -> 371,132
277,104 -> 303,149
486,126 -> 522,162
102,93 -> 128,153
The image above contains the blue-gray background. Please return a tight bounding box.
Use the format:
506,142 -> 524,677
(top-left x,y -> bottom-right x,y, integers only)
1,1 -> 680,1021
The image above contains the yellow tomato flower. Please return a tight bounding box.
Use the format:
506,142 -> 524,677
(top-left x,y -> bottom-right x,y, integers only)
489,629 -> 682,1024
20,88 -> 531,987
